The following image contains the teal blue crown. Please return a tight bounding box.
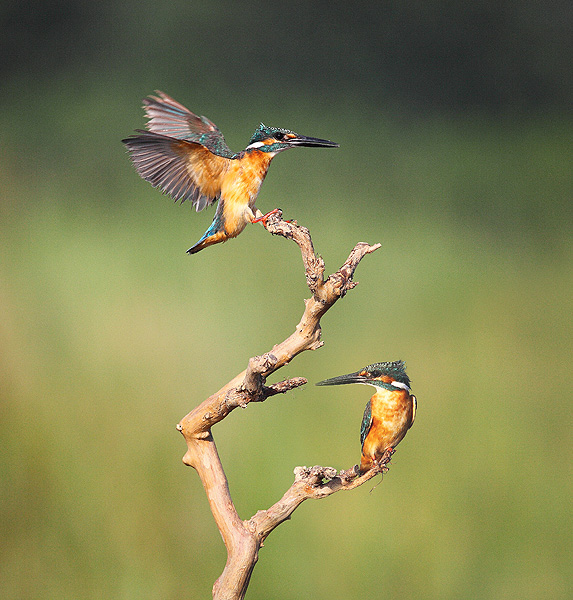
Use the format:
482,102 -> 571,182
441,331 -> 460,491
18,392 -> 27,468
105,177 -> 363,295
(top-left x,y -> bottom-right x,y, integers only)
365,360 -> 410,387
249,123 -> 293,145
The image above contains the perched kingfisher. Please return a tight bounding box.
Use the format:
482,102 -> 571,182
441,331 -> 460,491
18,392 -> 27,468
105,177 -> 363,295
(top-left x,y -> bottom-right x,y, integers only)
122,91 -> 338,254
316,361 -> 416,473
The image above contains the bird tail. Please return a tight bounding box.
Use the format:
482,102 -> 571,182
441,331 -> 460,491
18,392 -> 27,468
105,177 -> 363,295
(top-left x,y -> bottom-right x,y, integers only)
187,211 -> 227,254
187,234 -> 225,254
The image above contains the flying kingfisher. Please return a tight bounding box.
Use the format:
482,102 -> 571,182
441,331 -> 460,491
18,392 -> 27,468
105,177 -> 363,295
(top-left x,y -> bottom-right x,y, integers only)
316,361 -> 416,473
122,91 -> 338,254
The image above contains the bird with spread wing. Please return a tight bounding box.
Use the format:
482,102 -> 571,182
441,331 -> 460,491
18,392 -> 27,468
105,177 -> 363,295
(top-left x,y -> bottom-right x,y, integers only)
122,91 -> 338,254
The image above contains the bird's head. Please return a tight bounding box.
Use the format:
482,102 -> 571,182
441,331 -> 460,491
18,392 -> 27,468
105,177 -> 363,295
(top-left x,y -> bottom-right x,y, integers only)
316,360 -> 411,392
246,124 -> 338,154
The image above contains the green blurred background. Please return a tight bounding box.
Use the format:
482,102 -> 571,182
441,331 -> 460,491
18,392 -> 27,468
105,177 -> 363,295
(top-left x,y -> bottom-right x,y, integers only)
1,2 -> 571,598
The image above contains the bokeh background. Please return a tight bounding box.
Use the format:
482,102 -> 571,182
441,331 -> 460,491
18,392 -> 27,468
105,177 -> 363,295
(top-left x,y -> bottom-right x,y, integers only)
1,2 -> 571,599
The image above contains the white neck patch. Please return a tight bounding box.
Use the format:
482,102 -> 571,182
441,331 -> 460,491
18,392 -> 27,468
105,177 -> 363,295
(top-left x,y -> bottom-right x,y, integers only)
355,380 -> 410,392
246,141 -> 265,150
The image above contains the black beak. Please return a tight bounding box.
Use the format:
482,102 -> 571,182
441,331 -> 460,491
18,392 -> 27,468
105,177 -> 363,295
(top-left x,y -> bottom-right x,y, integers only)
289,135 -> 339,148
316,370 -> 368,386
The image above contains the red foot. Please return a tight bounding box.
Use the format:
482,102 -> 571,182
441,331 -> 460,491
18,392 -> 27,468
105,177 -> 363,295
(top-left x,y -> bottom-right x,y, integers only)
252,208 -> 281,226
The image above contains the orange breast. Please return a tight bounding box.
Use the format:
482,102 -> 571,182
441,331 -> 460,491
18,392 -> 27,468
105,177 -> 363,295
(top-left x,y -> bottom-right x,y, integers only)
361,389 -> 414,467
220,151 -> 274,236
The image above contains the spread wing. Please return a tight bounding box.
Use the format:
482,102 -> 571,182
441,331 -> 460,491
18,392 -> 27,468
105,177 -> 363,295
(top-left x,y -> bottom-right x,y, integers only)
360,400 -> 373,448
122,130 -> 231,210
143,91 -> 235,159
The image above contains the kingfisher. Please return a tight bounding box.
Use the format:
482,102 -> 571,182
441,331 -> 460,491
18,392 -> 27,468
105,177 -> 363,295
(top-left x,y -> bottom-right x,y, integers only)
316,361 -> 416,474
122,91 -> 338,254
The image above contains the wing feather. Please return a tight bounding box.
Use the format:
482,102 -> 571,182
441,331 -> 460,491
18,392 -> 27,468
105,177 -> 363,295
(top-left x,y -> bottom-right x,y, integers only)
122,130 -> 230,210
360,400 -> 373,448
410,395 -> 417,428
143,91 -> 235,158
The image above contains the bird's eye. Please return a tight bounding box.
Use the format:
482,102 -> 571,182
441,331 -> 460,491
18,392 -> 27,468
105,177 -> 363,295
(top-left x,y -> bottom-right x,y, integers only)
274,132 -> 285,141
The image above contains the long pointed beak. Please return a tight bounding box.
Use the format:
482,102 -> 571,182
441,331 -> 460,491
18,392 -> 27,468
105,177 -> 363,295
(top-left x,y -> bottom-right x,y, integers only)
316,371 -> 368,386
288,135 -> 339,148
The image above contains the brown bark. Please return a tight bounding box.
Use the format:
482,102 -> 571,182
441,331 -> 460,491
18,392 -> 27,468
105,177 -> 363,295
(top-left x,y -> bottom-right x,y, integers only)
177,210 -> 385,599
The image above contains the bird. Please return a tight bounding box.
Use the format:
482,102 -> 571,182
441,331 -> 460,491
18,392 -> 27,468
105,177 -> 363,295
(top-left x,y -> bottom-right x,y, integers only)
316,361 -> 416,473
122,91 -> 339,254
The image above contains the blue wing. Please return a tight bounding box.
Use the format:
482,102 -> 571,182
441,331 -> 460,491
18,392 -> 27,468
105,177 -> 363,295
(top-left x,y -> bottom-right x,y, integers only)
360,400 -> 372,448
142,91 -> 236,159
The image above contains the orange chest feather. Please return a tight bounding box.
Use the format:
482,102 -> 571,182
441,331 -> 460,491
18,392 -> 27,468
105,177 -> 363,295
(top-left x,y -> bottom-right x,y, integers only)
364,389 -> 414,454
221,151 -> 274,209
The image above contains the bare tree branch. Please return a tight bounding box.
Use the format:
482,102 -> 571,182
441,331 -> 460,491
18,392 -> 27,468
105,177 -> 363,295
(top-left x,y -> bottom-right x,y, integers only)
249,449 -> 394,542
177,211 -> 383,599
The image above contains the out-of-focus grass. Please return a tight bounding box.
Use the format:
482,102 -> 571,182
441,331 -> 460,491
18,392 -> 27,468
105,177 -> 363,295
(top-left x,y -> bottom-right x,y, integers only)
1,94 -> 571,599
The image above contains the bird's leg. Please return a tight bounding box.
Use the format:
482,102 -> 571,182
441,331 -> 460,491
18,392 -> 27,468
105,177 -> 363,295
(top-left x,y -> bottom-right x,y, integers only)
371,447 -> 395,471
383,447 -> 395,463
252,207 -> 281,226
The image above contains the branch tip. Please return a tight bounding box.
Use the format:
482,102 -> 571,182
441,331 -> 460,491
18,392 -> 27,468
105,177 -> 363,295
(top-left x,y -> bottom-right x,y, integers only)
263,377 -> 307,398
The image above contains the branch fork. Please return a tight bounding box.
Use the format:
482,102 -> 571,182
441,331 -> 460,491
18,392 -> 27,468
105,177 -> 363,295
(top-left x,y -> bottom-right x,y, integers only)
178,211 -> 382,599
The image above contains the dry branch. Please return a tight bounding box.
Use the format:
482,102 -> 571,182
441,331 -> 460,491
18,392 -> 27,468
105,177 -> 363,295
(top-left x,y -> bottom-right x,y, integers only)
248,449 -> 394,542
178,211 -> 382,600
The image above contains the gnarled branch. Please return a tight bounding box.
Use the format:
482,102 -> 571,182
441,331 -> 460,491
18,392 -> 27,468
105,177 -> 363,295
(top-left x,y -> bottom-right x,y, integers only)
249,449 -> 394,542
178,211 -> 382,600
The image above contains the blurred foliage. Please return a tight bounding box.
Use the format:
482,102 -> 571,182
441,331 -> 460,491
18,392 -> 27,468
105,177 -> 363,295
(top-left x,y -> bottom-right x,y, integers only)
1,2 -> 572,599
1,0 -> 572,112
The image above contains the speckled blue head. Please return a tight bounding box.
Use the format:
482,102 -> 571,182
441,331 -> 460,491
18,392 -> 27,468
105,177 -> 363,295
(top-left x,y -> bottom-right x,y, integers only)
246,124 -> 339,153
316,360 -> 412,392
248,124 -> 291,145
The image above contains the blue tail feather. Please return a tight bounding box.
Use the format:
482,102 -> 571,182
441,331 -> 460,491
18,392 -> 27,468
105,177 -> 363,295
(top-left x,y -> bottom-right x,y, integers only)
187,206 -> 225,254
